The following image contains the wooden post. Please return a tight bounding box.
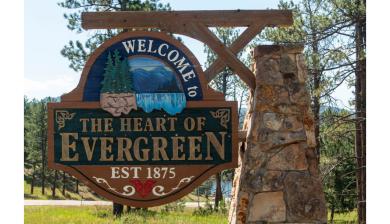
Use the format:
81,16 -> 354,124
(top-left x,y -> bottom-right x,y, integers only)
113,203 -> 124,216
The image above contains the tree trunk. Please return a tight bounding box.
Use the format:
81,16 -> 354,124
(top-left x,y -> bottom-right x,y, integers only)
75,179 -> 79,194
355,0 -> 366,222
311,34 -> 321,163
330,204 -> 335,224
214,173 -> 223,209
213,71 -> 228,209
113,203 -> 124,216
30,164 -> 35,195
62,171 -> 66,196
52,170 -> 58,198
41,139 -> 45,195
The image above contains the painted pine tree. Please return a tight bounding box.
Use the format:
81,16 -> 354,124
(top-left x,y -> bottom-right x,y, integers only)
120,59 -> 134,93
111,50 -> 122,93
100,50 -> 137,116
101,52 -> 114,93
101,50 -> 134,93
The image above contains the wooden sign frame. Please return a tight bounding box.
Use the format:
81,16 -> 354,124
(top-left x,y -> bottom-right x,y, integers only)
48,31 -> 238,207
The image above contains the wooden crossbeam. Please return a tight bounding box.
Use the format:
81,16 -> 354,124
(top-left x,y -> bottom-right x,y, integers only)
81,10 -> 293,90
189,24 -> 256,89
204,25 -> 265,82
81,10 -> 292,29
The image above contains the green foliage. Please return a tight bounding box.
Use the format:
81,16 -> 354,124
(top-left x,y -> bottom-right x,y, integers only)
160,199 -> 185,213
25,206 -> 229,224
320,108 -> 357,212
257,0 -> 365,214
100,50 -> 134,93
192,198 -> 227,216
24,96 -> 88,198
58,0 -> 171,71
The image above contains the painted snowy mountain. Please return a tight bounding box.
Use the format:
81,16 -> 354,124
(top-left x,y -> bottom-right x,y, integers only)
128,56 -> 186,115
131,67 -> 183,93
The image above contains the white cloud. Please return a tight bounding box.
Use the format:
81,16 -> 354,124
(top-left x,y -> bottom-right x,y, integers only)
24,74 -> 80,99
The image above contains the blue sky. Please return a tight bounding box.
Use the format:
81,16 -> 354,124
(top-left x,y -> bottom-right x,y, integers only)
24,0 -> 352,107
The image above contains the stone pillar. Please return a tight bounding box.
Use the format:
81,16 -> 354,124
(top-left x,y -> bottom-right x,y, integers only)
229,45 -> 327,224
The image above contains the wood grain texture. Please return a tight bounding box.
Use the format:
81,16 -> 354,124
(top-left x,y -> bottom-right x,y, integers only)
204,25 -> 265,82
189,24 -> 256,89
81,10 -> 293,29
47,101 -> 238,207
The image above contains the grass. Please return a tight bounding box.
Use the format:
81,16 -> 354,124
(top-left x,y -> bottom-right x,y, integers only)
24,180 -> 208,202
24,206 -> 228,224
328,210 -> 358,223
24,181 -> 102,201
25,205 -> 359,224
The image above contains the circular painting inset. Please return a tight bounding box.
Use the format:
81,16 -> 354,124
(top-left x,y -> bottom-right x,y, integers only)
129,56 -> 184,93
128,56 -> 186,115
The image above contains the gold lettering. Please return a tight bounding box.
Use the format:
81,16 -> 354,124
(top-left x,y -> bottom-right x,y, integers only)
80,118 -> 89,132
81,137 -> 97,161
152,137 -> 168,161
188,136 -> 202,160
104,118 -> 113,132
133,137 -> 149,161
100,137 -> 114,161
120,118 -> 131,131
91,118 -> 102,132
184,117 -> 195,131
155,118 -> 166,131
133,118 -> 142,131
167,117 -> 177,131
117,138 -> 133,161
60,133 -> 79,161
197,117 -> 206,131
205,132 -> 226,160
172,136 -> 185,160
144,118 -> 154,131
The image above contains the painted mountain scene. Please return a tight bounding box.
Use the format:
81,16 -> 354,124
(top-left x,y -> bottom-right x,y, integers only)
100,51 -> 186,116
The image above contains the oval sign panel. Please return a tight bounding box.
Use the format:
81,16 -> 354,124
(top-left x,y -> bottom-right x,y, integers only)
48,31 -> 238,207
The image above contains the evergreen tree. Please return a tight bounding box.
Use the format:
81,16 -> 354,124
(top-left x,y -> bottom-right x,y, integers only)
203,27 -> 251,210
111,50 -> 122,93
120,59 -> 133,92
58,0 -> 171,72
101,52 -> 114,93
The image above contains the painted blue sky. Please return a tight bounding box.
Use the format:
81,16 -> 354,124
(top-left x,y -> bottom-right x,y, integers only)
128,57 -> 171,72
24,0 -> 353,108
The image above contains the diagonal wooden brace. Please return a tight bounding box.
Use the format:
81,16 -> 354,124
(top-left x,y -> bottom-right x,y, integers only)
189,24 -> 256,90
204,25 -> 265,82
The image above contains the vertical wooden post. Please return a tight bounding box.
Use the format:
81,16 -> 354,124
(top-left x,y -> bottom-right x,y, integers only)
113,203 -> 124,216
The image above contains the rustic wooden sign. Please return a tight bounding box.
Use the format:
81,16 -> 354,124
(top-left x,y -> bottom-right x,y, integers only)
48,31 -> 238,207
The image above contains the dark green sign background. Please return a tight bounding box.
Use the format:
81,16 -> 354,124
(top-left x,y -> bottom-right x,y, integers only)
54,108 -> 232,165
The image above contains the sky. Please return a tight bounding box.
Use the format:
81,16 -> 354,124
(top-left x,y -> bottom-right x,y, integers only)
24,0 -> 352,107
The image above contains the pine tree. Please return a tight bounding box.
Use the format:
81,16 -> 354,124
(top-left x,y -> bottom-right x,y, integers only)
58,0 -> 171,72
112,50 -> 122,93
120,59 -> 133,93
101,52 -> 114,93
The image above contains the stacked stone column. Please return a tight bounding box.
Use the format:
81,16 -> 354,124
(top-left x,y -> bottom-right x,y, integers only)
229,46 -> 327,224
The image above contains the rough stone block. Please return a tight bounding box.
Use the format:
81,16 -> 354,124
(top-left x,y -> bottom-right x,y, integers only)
267,144 -> 308,171
282,115 -> 304,132
284,172 -> 327,223
280,54 -> 297,75
256,85 -> 291,105
296,54 -> 308,83
261,170 -> 284,191
256,57 -> 284,85
305,147 -> 320,177
248,191 -> 286,222
257,130 -> 307,151
263,112 -> 284,131
236,192 -> 250,224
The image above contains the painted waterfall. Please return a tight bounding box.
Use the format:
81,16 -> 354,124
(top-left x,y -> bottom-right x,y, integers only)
129,56 -> 186,115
